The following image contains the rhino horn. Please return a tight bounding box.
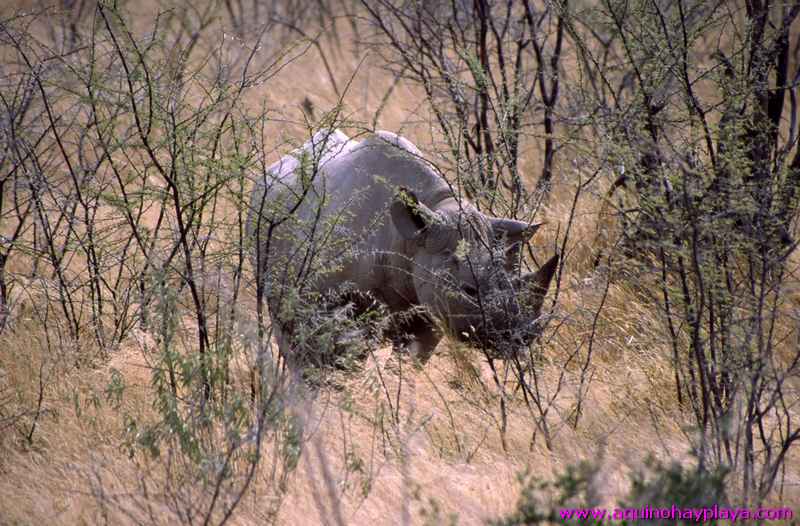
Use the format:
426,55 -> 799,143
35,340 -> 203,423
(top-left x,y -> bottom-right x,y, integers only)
522,253 -> 560,298
391,187 -> 438,239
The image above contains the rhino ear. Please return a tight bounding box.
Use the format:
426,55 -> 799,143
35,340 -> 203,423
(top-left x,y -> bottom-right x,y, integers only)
492,219 -> 543,269
522,253 -> 559,299
391,187 -> 436,240
491,218 -> 542,246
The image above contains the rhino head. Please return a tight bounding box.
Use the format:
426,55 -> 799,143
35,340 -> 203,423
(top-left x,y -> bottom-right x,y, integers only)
391,187 -> 559,358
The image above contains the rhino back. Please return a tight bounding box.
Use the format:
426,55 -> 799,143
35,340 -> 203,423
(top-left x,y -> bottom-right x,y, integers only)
305,137 -> 453,286
251,132 -> 452,308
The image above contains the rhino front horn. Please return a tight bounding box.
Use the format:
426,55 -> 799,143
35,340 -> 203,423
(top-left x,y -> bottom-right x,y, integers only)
523,253 -> 560,296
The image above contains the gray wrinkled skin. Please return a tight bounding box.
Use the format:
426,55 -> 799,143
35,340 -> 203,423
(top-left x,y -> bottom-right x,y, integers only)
247,129 -> 558,365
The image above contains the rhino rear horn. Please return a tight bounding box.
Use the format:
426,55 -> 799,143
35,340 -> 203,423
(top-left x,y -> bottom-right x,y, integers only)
391,187 -> 437,239
523,253 -> 560,297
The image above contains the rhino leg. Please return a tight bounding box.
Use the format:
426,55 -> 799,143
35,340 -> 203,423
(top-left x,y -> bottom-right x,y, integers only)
271,323 -> 302,373
392,314 -> 442,365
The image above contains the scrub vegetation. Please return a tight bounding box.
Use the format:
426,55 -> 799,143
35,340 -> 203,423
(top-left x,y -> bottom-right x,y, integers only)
0,0 -> 798,524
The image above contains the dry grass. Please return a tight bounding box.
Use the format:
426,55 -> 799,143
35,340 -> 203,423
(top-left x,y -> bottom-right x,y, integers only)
1,2 -> 799,525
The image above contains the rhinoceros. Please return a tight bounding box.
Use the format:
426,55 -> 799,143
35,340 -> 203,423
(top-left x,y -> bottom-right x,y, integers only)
247,129 -> 558,366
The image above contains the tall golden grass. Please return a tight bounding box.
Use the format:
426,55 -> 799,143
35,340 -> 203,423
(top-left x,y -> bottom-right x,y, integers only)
1,2 -> 798,525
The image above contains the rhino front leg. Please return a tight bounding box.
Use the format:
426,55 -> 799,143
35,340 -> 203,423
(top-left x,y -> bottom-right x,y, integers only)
393,315 -> 442,365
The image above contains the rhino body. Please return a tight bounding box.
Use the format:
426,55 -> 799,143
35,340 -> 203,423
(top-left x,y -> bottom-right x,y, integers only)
248,129 -> 558,365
